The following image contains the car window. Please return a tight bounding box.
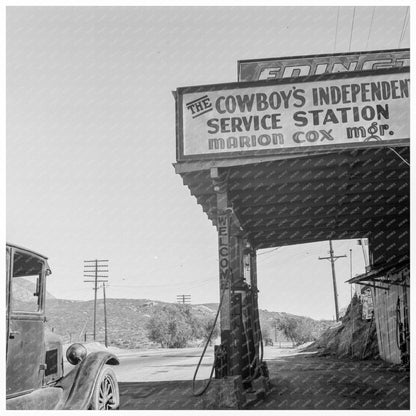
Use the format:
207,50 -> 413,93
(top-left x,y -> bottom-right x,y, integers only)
11,250 -> 44,313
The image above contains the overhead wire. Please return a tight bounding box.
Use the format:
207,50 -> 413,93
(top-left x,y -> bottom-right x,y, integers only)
365,7 -> 375,49
333,7 -> 340,52
398,6 -> 409,48
257,247 -> 280,257
110,277 -> 213,288
387,147 -> 410,167
348,6 -> 356,52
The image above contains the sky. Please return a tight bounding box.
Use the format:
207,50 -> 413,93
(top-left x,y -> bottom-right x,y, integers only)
6,5 -> 410,320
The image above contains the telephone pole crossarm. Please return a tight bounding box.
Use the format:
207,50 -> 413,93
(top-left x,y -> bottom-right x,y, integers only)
318,255 -> 347,261
176,294 -> 191,304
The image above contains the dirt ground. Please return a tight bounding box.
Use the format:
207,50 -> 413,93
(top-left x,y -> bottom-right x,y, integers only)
119,350 -> 410,410
252,351 -> 409,410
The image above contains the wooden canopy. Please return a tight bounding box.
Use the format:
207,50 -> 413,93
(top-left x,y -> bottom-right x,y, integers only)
175,146 -> 409,265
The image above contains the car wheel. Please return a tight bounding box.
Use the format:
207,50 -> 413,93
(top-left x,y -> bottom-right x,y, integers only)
90,365 -> 120,410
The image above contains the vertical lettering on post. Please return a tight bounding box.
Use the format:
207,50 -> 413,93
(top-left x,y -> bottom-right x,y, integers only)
218,211 -> 231,331
218,212 -> 230,289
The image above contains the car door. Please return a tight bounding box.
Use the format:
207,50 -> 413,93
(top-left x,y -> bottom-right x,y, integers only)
6,248 -> 46,398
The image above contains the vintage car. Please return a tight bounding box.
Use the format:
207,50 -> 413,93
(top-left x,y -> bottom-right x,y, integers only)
6,243 -> 120,410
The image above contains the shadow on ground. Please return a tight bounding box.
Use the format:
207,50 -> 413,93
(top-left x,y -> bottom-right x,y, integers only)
119,352 -> 409,410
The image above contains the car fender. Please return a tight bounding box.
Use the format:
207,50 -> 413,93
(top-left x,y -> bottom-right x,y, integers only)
57,351 -> 119,410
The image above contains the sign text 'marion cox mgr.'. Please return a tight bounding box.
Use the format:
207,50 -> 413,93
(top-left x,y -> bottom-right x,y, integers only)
176,68 -> 409,161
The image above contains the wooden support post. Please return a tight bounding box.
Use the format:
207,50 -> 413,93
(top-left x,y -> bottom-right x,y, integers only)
211,167 -> 247,379
211,168 -> 232,377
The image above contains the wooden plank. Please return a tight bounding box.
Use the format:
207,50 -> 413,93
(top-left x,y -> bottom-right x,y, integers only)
228,186 -> 409,204
374,287 -> 402,364
252,231 -> 366,249
234,193 -> 409,211
227,176 -> 409,194
237,200 -> 408,219
173,150 -> 339,174
241,212 -> 405,229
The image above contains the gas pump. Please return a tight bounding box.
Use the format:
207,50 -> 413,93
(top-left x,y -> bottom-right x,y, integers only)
213,239 -> 269,389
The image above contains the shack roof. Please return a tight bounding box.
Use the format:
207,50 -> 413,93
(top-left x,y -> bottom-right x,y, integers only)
346,258 -> 409,287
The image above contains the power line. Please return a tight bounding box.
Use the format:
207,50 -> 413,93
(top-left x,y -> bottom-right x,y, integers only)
348,6 -> 356,52
110,277 -> 212,288
365,7 -> 375,49
388,147 -> 410,167
333,7 -> 340,52
398,6 -> 409,48
258,247 -> 280,256
111,279 -> 214,291
186,281 -> 213,290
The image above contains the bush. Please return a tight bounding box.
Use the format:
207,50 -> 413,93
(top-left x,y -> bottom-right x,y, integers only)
146,304 -> 195,348
200,317 -> 220,346
274,314 -> 318,346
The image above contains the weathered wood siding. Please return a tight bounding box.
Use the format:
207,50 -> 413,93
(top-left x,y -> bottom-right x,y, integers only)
372,271 -> 409,364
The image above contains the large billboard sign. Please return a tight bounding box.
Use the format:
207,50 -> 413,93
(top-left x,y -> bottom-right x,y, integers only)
176,68 -> 409,162
238,49 -> 409,82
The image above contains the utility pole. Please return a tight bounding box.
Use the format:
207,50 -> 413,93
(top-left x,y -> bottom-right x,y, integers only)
176,294 -> 191,304
84,259 -> 109,341
357,238 -> 370,297
319,240 -> 346,321
103,282 -> 108,348
358,238 -> 369,269
350,249 -> 353,300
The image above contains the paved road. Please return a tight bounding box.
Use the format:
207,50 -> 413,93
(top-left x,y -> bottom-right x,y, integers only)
113,347 -> 215,382
113,345 -> 302,382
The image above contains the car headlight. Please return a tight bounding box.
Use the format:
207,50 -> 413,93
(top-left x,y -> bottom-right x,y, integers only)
66,343 -> 87,365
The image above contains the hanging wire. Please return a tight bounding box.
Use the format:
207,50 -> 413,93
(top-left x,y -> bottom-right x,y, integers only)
110,277 -> 212,289
387,147 -> 410,167
333,7 -> 340,52
258,247 -> 280,256
365,7 -> 376,50
398,6 -> 409,48
348,6 -> 356,52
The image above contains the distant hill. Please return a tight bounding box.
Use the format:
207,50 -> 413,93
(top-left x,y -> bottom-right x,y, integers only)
46,298 -> 170,348
12,277 -> 56,305
43,297 -> 333,350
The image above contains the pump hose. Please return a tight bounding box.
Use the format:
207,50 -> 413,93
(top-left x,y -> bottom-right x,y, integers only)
192,283 -> 227,397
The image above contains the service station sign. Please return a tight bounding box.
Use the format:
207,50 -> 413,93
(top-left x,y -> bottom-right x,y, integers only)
176,68 -> 409,161
238,49 -> 409,82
